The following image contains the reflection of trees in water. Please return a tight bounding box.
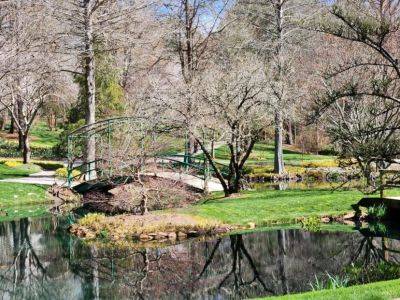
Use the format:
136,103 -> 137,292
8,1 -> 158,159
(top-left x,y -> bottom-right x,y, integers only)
67,229 -> 369,299
346,232 -> 400,284
0,218 -> 54,298
1,217 -> 400,299
198,235 -> 272,299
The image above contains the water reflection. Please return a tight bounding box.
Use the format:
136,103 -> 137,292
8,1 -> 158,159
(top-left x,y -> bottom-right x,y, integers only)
0,217 -> 399,299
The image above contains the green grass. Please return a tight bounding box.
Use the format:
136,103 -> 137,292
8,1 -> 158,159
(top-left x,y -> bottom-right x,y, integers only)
0,163 -> 42,179
207,143 -> 336,166
29,122 -> 61,148
268,279 -> 400,300
0,182 -> 50,221
184,187 -> 400,226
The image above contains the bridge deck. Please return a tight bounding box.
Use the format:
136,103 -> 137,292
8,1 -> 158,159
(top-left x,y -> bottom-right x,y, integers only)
143,172 -> 224,192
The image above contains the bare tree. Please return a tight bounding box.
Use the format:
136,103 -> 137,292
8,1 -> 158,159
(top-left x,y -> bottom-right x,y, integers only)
309,0 -> 400,184
235,0 -> 319,174
189,57 -> 268,196
0,0 -> 59,163
50,0 -> 151,179
162,0 -> 231,156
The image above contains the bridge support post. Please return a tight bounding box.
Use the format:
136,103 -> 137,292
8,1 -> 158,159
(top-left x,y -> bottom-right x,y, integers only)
203,156 -> 210,195
67,136 -> 73,188
380,170 -> 385,199
184,133 -> 190,172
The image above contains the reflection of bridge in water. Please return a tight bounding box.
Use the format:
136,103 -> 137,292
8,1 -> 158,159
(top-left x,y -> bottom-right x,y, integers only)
67,117 -> 225,192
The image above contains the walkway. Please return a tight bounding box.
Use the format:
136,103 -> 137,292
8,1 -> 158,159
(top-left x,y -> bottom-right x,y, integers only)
0,170 -> 224,192
0,170 -> 69,186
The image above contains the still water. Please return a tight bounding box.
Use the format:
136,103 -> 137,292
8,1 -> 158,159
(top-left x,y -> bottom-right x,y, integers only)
0,216 -> 399,300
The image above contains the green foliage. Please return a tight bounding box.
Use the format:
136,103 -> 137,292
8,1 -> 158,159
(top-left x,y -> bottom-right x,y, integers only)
346,262 -> 400,285
367,204 -> 387,220
310,273 -> 349,291
300,216 -> 321,232
368,222 -> 388,235
99,229 -> 110,240
52,119 -> 85,157
69,41 -> 124,123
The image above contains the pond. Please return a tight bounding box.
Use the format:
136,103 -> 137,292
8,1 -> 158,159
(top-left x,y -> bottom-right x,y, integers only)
1,216 -> 400,299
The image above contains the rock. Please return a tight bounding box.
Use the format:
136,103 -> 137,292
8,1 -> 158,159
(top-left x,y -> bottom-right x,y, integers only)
155,232 -> 169,240
157,232 -> 169,237
343,220 -> 356,227
48,184 -> 81,203
321,217 -> 330,223
139,234 -> 153,241
168,232 -> 177,240
247,222 -> 256,229
177,232 -> 187,239
214,227 -> 230,234
342,212 -> 355,220
85,232 -> 96,239
187,230 -> 199,237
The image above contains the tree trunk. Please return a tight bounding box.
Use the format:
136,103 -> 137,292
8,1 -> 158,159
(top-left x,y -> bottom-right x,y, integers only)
47,110 -> 56,131
84,3 -> 97,181
22,134 -> 31,164
9,116 -> 14,134
274,111 -> 285,174
18,130 -> 23,151
17,101 -> 24,150
0,111 -> 6,131
286,121 -> 293,145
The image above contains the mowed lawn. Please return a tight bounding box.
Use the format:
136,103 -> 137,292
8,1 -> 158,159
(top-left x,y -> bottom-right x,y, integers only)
269,279 -> 400,300
184,187 -> 400,226
0,182 -> 50,221
0,163 -> 42,180
202,143 -> 336,166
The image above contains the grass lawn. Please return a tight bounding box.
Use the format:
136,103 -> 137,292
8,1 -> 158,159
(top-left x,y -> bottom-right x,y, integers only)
268,279 -> 400,300
183,187 -> 400,226
1,121 -> 61,149
0,163 -> 42,179
29,121 -> 62,148
0,182 -> 50,221
205,143 -> 336,166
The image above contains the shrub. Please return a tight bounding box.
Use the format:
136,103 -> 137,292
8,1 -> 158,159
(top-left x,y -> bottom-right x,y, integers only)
300,216 -> 321,232
310,273 -> 349,291
4,161 -> 22,168
367,204 -> 387,220
305,169 -> 326,181
301,160 -> 338,168
55,167 -> 81,179
78,213 -> 106,228
34,161 -> 64,170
